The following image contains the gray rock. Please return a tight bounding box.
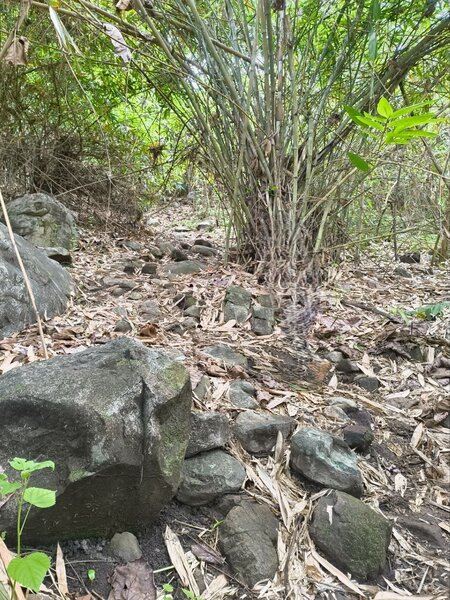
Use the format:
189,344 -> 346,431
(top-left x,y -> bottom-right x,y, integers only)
354,375 -> 379,392
170,248 -> 189,262
196,220 -> 214,231
324,406 -> 350,421
147,244 -> 163,259
2,193 -> 78,250
219,502 -> 279,587
341,406 -> 374,428
122,260 -> 142,274
184,305 -> 201,318
330,396 -> 358,410
194,239 -> 213,248
127,291 -> 142,300
155,240 -> 176,256
142,263 -> 157,275
40,246 -> 72,266
103,277 -> 136,291
193,375 -> 212,401
234,411 -> 295,455
191,245 -> 216,257
336,359 -> 360,374
139,300 -> 161,321
176,450 -> 245,506
229,380 -> 258,409
223,286 -> 251,323
182,317 -> 198,330
343,425 -> 374,453
290,428 -> 363,497
0,338 -> 191,542
325,351 -> 345,363
0,223 -> 72,339
114,319 -> 132,333
174,293 -> 196,310
394,266 -> 413,279
162,261 -> 204,275
121,240 -> 142,252
110,532 -> 142,562
202,344 -> 248,368
186,411 -> 230,457
310,490 -> 391,580
399,252 -> 420,264
257,294 -> 274,308
112,306 -> 128,319
251,318 -> 274,336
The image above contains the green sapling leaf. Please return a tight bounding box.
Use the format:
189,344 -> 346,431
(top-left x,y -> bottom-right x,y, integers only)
348,152 -> 371,172
7,552 -> 51,592
377,96 -> 393,118
9,459 -> 55,474
23,487 -> 56,509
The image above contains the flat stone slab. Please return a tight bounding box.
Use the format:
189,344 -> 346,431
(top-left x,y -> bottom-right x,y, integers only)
202,344 -> 248,368
176,450 -> 246,506
310,490 -> 391,580
234,411 -> 296,455
229,380 -> 258,409
290,427 -> 363,497
161,260 -> 205,275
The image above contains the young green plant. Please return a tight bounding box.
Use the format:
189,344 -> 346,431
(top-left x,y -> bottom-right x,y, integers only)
0,458 -> 56,594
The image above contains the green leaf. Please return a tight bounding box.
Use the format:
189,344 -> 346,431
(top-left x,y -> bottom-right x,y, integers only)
368,27 -> 377,61
0,479 -> 21,496
389,114 -> 441,131
10,459 -> 55,475
354,115 -> 385,131
391,101 -> 430,118
377,97 -> 393,118
371,0 -> 381,20
348,152 -> 371,172
7,553 -> 51,592
23,487 -> 56,509
387,130 -> 437,142
87,569 -> 96,582
344,106 -> 366,126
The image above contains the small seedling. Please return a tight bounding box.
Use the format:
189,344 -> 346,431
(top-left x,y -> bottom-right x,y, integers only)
0,458 -> 56,594
182,589 -> 203,600
162,582 -> 174,600
87,568 -> 96,582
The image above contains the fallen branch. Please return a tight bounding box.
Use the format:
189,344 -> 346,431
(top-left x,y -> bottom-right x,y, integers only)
341,299 -> 403,324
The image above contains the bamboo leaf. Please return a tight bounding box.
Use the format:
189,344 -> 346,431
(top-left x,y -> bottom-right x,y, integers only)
368,27 -> 377,61
348,152 -> 371,171
377,97 -> 393,118
390,101 -> 430,118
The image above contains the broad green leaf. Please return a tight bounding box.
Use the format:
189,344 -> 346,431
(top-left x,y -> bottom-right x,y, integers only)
387,130 -> 437,142
377,97 -> 393,118
389,114 -> 440,130
391,101 -> 430,118
354,115 -> 385,131
368,27 -> 377,61
0,480 -> 21,495
363,112 -> 386,122
23,487 -> 56,508
344,106 -> 366,126
7,553 -> 51,592
10,459 -> 55,474
348,152 -> 371,172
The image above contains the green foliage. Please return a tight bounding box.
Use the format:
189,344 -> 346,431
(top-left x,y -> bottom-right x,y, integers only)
162,583 -> 174,600
87,568 -> 96,582
391,301 -> 450,323
346,97 -> 446,170
0,458 -> 56,594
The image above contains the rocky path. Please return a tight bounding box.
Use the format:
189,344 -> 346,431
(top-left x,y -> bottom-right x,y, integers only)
0,201 -> 449,600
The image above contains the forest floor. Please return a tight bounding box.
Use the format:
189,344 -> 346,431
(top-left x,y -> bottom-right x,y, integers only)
0,200 -> 449,600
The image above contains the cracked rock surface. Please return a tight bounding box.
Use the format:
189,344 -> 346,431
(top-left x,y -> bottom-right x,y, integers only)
0,337 -> 191,542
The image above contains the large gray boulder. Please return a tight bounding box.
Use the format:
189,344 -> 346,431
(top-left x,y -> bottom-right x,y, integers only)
0,223 -> 72,339
0,338 -> 192,542
2,193 -> 79,250
310,491 -> 392,580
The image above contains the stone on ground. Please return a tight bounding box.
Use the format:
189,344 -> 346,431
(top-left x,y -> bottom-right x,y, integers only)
234,410 -> 296,455
219,501 -> 279,587
162,260 -> 204,275
309,490 -> 391,580
176,450 -> 245,506
0,223 -> 72,338
223,286 -> 251,323
202,344 -> 248,368
354,375 -> 380,392
229,380 -> 258,409
343,425 -> 375,453
0,338 -> 191,542
110,532 -> 142,562
41,246 -> 72,265
186,411 -> 230,457
290,428 -> 363,497
191,244 -> 216,256
251,295 -> 275,336
2,193 -> 78,250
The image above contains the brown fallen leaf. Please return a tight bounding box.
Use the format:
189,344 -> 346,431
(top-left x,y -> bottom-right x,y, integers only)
191,543 -> 224,565
108,560 -> 156,600
3,37 -> 29,66
139,324 -> 159,337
